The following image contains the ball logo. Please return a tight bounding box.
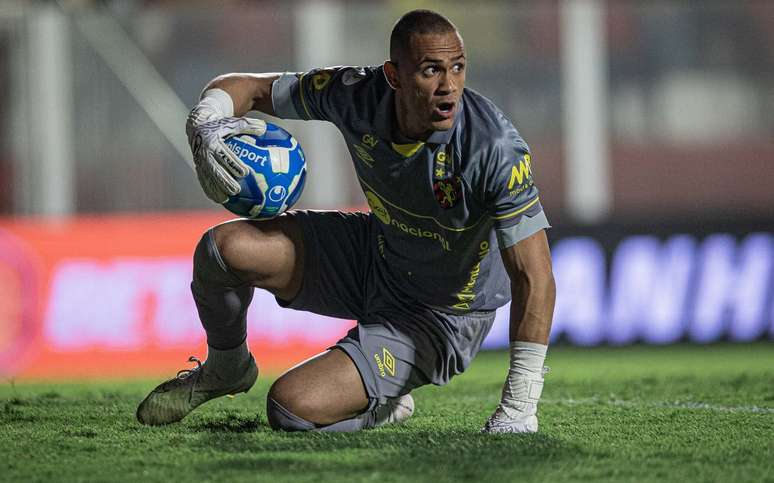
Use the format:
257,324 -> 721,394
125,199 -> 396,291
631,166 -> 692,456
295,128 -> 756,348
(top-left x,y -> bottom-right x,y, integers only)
226,140 -> 268,166
221,124 -> 306,220
365,191 -> 390,224
268,185 -> 287,202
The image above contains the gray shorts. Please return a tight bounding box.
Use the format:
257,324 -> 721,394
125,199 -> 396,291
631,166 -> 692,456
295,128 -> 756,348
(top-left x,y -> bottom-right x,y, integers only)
279,210 -> 496,406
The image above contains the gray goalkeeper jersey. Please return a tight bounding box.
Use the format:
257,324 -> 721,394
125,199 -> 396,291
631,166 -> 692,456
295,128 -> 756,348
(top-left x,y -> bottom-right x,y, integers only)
271,65 -> 549,313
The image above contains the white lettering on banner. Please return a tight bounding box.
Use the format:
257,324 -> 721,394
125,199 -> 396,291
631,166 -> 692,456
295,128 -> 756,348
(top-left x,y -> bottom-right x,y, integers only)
45,260 -> 140,349
733,234 -> 773,340
44,259 -> 201,349
39,233 -> 774,352
44,258 -> 353,351
770,283 -> 774,339
692,233 -> 772,342
608,236 -> 695,345
482,233 -> 774,349
550,238 -> 606,346
646,236 -> 696,344
150,261 -> 204,346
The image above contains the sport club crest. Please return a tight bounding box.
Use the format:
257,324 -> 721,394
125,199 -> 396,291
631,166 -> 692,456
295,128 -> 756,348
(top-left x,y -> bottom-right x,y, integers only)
432,147 -> 461,209
433,176 -> 462,209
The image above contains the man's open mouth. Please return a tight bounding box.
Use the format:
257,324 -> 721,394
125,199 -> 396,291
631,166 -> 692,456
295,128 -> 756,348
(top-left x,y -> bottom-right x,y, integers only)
433,101 -> 456,120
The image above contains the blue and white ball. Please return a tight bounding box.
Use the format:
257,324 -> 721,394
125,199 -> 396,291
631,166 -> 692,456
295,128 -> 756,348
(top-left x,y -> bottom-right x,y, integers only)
223,123 -> 307,219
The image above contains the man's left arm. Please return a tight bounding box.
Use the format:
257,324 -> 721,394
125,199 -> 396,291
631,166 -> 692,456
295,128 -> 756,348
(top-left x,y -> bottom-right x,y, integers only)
481,228 -> 555,433
503,229 -> 555,345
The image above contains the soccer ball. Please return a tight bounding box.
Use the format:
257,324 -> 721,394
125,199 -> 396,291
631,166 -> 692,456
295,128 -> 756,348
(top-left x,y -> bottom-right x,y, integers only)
223,123 -> 307,219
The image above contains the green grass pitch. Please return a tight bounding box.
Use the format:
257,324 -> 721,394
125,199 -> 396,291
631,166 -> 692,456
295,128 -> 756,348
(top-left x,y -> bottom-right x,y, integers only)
2,344 -> 773,482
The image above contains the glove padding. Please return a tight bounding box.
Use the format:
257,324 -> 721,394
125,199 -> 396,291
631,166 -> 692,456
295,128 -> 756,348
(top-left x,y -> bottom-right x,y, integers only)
186,111 -> 267,204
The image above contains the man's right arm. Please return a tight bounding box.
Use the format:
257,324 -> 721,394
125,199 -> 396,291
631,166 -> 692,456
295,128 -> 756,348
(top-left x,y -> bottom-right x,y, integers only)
185,73 -> 285,203
186,67 -> 351,203
201,72 -> 282,117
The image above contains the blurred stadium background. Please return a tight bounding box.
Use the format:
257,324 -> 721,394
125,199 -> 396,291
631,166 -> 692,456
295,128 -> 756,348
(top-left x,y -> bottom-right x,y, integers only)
1,0 -> 772,379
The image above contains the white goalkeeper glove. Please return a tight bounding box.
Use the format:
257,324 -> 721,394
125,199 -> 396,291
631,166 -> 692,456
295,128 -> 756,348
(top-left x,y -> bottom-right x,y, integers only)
185,88 -> 267,203
481,341 -> 548,434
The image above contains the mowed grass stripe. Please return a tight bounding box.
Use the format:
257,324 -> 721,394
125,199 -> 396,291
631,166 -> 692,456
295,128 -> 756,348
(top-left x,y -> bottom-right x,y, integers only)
542,398 -> 774,414
1,343 -> 773,483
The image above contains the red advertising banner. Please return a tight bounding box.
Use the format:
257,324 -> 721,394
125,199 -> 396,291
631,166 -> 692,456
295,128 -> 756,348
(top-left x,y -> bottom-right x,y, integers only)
2,211 -> 770,380
0,212 -> 354,380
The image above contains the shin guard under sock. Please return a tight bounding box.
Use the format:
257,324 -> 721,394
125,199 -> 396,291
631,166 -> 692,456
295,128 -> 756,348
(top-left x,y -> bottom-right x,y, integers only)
191,229 -> 254,350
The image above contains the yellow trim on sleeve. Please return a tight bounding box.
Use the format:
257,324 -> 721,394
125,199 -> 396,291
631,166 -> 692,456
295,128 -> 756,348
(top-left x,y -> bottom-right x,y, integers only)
298,72 -> 313,120
491,196 -> 541,221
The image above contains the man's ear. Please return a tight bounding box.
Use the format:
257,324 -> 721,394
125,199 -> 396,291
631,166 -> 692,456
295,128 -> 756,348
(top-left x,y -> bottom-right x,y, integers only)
383,60 -> 400,90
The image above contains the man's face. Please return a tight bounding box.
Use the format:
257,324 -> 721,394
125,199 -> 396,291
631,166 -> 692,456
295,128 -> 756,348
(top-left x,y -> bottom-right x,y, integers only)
389,31 -> 466,139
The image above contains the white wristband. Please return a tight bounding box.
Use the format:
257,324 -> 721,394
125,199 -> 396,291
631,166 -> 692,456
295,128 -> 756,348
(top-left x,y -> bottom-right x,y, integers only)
509,341 -> 547,376
199,88 -> 235,118
497,342 -> 548,413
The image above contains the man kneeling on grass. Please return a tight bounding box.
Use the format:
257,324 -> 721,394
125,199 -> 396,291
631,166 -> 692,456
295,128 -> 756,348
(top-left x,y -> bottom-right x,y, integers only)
137,9 -> 555,433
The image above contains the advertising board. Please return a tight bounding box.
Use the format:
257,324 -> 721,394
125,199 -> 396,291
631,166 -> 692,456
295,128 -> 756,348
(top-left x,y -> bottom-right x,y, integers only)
1,213 -> 771,379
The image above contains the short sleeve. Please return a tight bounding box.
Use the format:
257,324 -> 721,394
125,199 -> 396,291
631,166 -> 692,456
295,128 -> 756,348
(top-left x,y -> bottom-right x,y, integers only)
271,73 -> 301,119
485,139 -> 550,249
270,66 -> 367,123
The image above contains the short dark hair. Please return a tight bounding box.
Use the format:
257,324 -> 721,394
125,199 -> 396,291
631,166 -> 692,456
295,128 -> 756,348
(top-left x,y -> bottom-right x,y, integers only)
389,9 -> 458,62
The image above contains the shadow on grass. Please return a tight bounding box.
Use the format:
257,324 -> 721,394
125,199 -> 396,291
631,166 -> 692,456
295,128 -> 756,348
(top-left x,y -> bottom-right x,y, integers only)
189,411 -> 270,433
190,421 -> 585,481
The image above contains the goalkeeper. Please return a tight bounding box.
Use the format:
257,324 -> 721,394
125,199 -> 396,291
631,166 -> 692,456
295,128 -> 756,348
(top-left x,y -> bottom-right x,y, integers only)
137,9 -> 555,433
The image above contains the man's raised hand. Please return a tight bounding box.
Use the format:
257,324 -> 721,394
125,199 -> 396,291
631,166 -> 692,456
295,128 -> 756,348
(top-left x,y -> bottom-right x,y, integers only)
185,115 -> 266,203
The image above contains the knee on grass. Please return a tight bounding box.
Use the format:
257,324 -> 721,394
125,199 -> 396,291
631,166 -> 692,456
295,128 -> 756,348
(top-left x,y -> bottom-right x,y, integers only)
265,394 -> 376,433
267,374 -> 361,431
265,378 -> 329,431
266,396 -> 317,432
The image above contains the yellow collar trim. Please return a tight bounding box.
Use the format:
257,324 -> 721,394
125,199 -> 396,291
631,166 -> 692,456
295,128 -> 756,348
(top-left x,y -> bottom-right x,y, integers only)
391,142 -> 425,158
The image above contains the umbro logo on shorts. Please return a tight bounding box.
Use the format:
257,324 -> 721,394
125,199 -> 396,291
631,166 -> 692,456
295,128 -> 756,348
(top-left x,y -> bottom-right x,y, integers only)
374,347 -> 396,377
